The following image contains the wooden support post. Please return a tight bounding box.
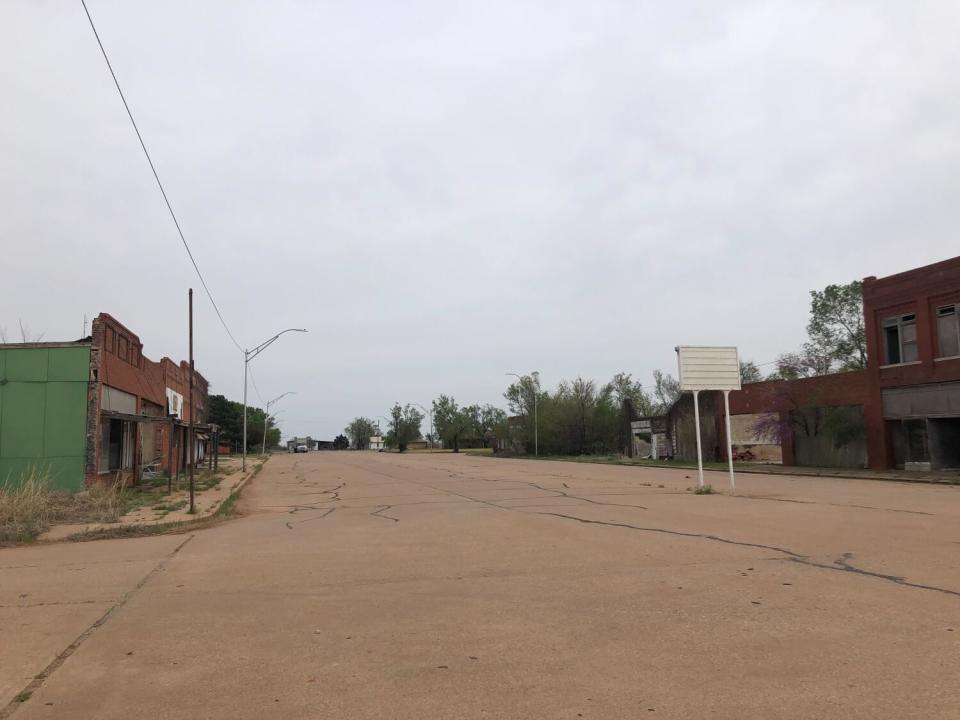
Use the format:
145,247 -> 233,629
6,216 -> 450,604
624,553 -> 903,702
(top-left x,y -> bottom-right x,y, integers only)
167,417 -> 174,494
188,289 -> 195,514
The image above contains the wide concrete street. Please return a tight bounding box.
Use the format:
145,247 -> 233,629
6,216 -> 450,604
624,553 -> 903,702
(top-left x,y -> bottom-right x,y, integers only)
3,451 -> 960,719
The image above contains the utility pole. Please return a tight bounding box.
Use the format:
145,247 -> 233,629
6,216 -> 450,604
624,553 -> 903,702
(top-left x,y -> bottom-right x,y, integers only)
414,403 -> 434,451
188,289 -> 195,514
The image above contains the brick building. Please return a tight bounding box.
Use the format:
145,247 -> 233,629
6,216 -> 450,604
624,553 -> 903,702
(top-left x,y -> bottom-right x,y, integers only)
0,312 -> 213,490
669,255 -> 960,471
862,256 -> 960,470
86,313 -> 212,486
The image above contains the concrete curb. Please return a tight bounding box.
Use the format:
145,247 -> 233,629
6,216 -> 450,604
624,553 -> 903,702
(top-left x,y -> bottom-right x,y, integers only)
483,453 -> 960,486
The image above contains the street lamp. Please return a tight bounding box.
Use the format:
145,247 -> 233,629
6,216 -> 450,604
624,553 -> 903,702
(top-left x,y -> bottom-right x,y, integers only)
506,371 -> 539,456
414,403 -> 434,451
262,392 -> 295,456
243,329 -> 307,470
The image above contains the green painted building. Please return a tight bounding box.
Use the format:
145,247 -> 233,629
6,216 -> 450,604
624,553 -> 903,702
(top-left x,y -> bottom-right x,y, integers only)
0,343 -> 91,491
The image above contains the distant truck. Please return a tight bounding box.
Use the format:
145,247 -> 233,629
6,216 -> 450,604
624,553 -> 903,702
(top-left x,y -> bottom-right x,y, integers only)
293,444 -> 308,453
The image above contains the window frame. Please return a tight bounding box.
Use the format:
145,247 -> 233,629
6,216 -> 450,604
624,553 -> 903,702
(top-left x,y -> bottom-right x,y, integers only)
936,304 -> 960,359
881,313 -> 918,366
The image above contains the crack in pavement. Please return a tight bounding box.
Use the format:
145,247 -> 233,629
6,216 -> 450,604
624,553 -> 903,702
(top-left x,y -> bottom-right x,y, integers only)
786,552 -> 960,598
370,505 -> 400,523
0,534 -> 195,720
533,512 -> 960,598
322,456 -> 960,599
0,599 -> 106,609
285,507 -> 336,530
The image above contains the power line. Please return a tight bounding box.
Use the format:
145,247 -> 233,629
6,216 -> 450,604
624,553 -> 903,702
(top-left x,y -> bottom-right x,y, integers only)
248,366 -> 265,406
80,0 -> 243,353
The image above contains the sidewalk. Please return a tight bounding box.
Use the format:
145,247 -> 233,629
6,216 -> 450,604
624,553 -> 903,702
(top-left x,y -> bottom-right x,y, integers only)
39,456 -> 263,542
506,454 -> 960,485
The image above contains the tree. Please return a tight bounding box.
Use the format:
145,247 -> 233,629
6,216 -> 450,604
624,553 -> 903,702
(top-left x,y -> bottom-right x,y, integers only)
333,434 -> 350,450
652,370 -> 681,413
807,280 -> 865,370
603,372 -> 655,416
208,394 -> 270,448
345,417 -> 377,450
432,395 -> 473,452
467,404 -> 507,448
766,348 -> 833,380
503,372 -> 541,452
740,361 -> 763,384
387,403 -> 423,452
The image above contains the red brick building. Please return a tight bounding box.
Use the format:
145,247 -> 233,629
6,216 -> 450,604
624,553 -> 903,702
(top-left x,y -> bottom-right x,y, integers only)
84,313 -> 212,485
671,255 -> 960,471
862,256 -> 960,470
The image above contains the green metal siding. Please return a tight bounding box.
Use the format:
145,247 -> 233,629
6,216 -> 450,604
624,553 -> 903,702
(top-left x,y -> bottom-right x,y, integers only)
0,346 -> 90,492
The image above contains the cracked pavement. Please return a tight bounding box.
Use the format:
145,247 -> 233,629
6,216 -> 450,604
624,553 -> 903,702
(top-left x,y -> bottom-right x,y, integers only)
3,452 -> 960,718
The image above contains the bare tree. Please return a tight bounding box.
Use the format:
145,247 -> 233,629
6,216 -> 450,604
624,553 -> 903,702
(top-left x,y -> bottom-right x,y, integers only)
17,319 -> 44,343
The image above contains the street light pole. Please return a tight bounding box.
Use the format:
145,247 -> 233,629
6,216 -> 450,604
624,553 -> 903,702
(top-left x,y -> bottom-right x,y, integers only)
242,328 -> 307,471
376,415 -> 390,450
262,391 -> 295,456
414,403 -> 434,451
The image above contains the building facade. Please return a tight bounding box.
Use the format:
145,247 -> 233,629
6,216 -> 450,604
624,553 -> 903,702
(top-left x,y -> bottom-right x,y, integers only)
0,313 -> 211,490
863,256 -> 960,470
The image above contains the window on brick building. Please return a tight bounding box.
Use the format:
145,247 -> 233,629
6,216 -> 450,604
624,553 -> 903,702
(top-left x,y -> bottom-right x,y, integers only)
882,314 -> 917,365
937,305 -> 960,358
105,327 -> 115,354
118,335 -> 129,362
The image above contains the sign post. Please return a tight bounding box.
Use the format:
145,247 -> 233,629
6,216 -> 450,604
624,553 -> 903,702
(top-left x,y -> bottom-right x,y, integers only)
676,346 -> 741,492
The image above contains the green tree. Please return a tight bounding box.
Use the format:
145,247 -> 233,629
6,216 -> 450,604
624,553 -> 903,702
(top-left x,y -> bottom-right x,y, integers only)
345,417 -> 377,450
333,434 -> 350,450
807,280 -> 865,370
740,361 -> 762,384
604,372 -> 655,416
387,403 -> 423,452
652,370 -> 681,413
467,404 -> 507,448
208,394 -> 271,448
432,395 -> 473,452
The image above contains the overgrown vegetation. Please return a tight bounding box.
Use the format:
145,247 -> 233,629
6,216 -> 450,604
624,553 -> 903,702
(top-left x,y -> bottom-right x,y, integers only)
0,467 -> 230,545
500,371 -> 679,456
693,484 -> 715,495
1,471 -> 122,544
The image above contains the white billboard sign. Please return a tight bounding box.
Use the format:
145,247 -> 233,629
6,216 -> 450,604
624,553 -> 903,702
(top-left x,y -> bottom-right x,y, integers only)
677,346 -> 741,392
675,345 -> 741,492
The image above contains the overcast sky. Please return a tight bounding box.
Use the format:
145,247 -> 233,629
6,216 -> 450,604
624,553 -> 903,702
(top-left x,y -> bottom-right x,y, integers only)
3,1 -> 959,440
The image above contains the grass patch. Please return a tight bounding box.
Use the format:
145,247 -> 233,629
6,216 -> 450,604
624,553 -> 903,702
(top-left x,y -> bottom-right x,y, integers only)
462,448 -> 495,456
64,456 -> 263,543
1,471 -> 125,545
693,484 -> 715,495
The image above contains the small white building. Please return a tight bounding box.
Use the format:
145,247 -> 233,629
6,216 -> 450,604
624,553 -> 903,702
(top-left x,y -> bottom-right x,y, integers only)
368,435 -> 384,451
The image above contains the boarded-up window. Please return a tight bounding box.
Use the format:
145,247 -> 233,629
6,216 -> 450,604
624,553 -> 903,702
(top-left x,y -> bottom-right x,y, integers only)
105,327 -> 116,354
101,385 -> 137,414
937,305 -> 960,358
118,335 -> 128,362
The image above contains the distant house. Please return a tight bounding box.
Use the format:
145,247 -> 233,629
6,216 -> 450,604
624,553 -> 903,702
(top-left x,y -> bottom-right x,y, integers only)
368,436 -> 384,450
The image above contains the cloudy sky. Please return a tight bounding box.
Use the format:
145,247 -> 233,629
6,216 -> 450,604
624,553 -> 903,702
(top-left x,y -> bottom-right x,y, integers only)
3,1 -> 959,440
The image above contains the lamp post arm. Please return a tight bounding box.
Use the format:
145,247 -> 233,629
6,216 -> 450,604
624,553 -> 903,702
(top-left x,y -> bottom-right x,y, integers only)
247,329 -> 307,362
